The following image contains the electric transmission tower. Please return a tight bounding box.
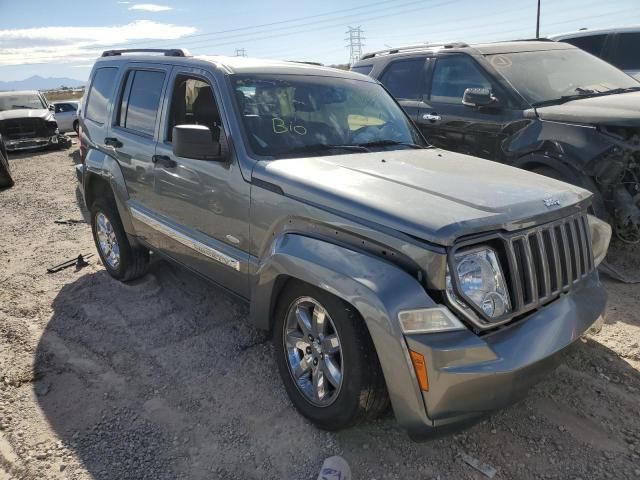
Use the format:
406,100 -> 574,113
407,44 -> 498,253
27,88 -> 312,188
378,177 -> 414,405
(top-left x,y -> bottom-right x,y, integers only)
345,26 -> 365,65
234,48 -> 247,57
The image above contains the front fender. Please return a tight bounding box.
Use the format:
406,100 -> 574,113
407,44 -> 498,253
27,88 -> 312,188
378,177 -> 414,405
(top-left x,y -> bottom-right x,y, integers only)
250,233 -> 438,431
84,148 -> 135,234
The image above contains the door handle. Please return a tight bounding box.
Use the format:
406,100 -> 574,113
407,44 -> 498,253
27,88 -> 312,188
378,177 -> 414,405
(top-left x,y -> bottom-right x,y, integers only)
104,137 -> 123,148
422,113 -> 441,122
152,155 -> 177,168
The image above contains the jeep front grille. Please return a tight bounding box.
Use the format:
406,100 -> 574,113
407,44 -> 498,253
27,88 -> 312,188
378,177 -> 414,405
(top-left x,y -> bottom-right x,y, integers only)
506,213 -> 594,313
1,118 -> 48,140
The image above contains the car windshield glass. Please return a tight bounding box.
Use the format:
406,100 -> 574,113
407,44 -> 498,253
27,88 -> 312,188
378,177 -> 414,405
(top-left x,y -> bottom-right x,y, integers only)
487,48 -> 639,105
231,74 -> 426,158
0,93 -> 45,111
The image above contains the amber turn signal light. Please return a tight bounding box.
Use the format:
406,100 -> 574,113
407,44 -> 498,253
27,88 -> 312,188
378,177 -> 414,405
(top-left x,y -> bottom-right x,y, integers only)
409,350 -> 429,391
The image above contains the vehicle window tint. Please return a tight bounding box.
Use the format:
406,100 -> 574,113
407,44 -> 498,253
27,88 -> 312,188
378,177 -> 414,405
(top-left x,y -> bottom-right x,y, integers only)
430,55 -> 492,104
167,75 -> 221,142
379,59 -> 425,100
54,104 -> 63,113
85,67 -> 118,124
615,32 -> 640,70
119,70 -> 165,136
565,34 -> 606,56
351,64 -> 373,76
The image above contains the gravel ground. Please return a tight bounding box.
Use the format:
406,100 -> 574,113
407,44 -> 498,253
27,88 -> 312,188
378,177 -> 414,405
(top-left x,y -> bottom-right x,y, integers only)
0,145 -> 639,480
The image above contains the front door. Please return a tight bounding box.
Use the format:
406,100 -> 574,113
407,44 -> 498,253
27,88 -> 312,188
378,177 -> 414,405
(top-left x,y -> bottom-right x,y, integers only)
417,54 -> 515,161
150,67 -> 250,296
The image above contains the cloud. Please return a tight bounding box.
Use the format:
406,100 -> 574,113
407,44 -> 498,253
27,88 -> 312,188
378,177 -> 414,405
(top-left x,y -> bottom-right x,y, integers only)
128,3 -> 172,11
0,20 -> 195,66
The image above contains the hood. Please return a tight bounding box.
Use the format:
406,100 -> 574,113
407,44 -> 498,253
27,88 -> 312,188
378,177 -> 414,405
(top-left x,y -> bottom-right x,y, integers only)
535,91 -> 640,127
252,149 -> 591,246
0,109 -> 53,122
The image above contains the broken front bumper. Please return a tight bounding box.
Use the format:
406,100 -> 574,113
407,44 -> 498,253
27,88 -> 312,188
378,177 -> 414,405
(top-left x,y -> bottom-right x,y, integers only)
402,270 -> 606,439
5,135 -> 59,151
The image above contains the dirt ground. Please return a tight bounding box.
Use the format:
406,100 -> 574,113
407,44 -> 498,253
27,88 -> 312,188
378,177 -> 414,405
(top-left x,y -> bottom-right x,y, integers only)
0,145 -> 639,480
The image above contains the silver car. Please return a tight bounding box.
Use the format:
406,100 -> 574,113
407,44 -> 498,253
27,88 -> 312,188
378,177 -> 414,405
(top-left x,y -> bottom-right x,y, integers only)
53,101 -> 79,133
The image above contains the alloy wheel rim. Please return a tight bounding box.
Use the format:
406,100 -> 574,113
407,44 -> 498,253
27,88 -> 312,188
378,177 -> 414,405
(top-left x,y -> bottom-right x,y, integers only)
95,212 -> 120,270
283,296 -> 343,407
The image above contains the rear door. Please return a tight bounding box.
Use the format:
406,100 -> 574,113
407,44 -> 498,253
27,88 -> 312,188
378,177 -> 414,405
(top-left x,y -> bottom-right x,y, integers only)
417,54 -> 516,160
107,63 -> 170,211
377,57 -> 429,121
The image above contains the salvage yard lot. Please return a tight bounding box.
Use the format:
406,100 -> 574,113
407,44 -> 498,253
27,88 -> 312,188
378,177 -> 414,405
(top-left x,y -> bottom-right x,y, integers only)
1,146 -> 639,480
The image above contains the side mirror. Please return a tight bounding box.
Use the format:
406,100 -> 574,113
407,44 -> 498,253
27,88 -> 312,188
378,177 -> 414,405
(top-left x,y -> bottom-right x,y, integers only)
462,88 -> 499,108
172,124 -> 227,161
48,104 -> 55,112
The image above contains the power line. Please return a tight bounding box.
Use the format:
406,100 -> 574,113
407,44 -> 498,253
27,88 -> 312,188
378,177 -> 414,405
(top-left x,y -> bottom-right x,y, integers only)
346,26 -> 365,65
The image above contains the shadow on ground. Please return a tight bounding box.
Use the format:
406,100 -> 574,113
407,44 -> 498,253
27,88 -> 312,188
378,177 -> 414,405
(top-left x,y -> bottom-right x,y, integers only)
33,259 -> 640,479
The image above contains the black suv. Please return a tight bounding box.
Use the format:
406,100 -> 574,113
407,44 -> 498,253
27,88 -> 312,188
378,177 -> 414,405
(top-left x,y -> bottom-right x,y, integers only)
353,40 -> 640,243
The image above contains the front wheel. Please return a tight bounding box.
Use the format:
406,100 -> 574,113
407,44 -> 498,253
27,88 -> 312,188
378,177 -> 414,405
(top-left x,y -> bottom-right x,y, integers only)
90,198 -> 149,281
0,148 -> 14,189
73,120 -> 79,134
273,282 -> 389,430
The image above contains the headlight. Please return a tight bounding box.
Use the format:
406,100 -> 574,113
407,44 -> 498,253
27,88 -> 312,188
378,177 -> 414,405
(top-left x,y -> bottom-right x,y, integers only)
446,247 -> 511,319
587,214 -> 611,267
398,307 -> 466,334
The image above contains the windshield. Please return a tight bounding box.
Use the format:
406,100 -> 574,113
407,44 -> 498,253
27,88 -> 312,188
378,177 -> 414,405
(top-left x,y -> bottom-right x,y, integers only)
0,93 -> 46,111
231,74 -> 426,158
487,48 -> 640,105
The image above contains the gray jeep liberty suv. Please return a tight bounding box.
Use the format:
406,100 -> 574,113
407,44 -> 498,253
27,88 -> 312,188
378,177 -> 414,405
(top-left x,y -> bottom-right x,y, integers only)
76,48 -> 610,439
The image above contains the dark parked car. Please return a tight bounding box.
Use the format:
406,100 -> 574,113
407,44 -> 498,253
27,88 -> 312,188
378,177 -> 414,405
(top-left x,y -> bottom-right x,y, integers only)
550,26 -> 640,80
77,48 -> 609,439
0,133 -> 13,188
353,41 -> 640,243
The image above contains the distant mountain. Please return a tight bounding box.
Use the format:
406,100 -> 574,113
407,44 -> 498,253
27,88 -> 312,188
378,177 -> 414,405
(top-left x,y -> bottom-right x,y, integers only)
0,75 -> 86,91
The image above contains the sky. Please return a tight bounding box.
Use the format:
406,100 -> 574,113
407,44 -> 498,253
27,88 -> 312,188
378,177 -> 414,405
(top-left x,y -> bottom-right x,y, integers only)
1,0 -> 639,82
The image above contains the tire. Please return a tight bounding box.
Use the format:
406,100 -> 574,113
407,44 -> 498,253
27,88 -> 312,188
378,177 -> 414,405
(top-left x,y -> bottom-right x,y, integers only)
73,120 -> 79,134
273,281 -> 389,431
90,198 -> 149,281
0,148 -> 14,189
532,166 -> 608,221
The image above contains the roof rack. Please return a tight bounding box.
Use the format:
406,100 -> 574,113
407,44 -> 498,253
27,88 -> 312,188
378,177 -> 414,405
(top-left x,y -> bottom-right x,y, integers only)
287,61 -> 324,66
360,42 -> 469,60
101,48 -> 192,57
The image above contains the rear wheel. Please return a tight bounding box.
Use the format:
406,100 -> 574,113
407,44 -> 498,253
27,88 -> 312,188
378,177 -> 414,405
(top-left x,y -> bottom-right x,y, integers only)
0,148 -> 14,189
73,120 -> 79,134
273,282 -> 389,430
90,198 -> 149,281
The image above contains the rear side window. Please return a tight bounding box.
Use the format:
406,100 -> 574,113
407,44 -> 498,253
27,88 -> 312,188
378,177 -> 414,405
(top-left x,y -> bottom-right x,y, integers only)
564,34 -> 607,57
379,58 -> 426,100
615,32 -> 640,70
85,67 -> 118,124
351,64 -> 373,76
118,70 -> 166,136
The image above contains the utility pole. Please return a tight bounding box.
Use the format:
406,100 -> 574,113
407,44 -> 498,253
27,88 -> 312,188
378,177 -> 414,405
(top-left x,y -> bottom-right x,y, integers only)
536,0 -> 541,38
345,26 -> 365,65
234,48 -> 247,57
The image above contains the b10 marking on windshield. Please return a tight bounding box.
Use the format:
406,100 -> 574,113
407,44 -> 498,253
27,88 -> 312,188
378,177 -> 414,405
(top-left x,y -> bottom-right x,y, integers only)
272,118 -> 307,135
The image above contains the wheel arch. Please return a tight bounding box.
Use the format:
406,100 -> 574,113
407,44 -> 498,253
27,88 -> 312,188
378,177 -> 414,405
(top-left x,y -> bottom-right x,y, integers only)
250,233 -> 437,430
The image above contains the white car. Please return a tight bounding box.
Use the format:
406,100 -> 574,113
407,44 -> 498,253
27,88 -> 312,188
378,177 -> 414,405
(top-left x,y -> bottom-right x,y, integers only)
52,101 -> 80,133
549,26 -> 640,80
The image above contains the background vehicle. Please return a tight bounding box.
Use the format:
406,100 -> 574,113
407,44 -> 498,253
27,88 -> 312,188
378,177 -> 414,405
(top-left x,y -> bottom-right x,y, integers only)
52,100 -> 79,134
0,90 -> 62,151
550,26 -> 640,80
0,133 -> 13,188
354,40 -> 640,244
77,49 -> 608,439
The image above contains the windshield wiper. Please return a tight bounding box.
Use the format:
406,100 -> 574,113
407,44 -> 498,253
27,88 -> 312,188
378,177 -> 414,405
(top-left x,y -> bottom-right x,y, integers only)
356,139 -> 426,149
532,86 -> 640,107
284,143 -> 370,154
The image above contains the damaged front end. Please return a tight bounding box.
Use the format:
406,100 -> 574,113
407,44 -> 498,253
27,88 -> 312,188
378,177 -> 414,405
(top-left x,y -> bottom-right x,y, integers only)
0,113 -> 70,152
592,126 -> 640,244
